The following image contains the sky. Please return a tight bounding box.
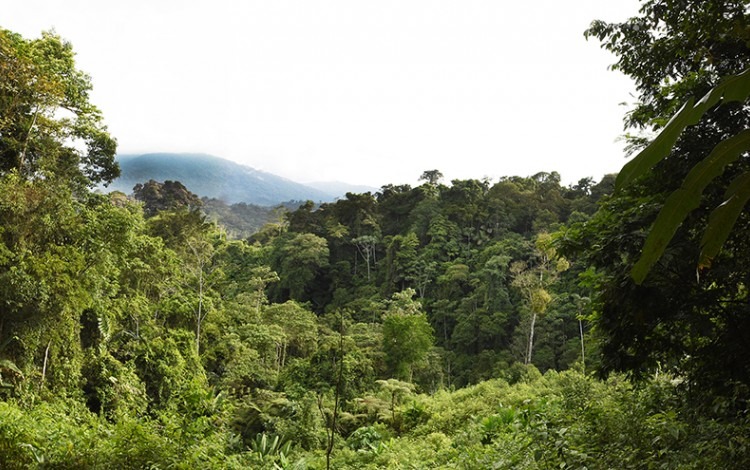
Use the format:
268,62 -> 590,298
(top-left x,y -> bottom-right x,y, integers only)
3,0 -> 641,188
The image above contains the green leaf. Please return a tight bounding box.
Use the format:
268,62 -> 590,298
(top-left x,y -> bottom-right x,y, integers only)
699,171 -> 750,268
0,359 -> 22,377
631,188 -> 702,284
616,97 -> 699,190
631,130 -> 750,283
683,130 -> 750,188
617,68 -> 750,191
620,67 -> 750,283
714,67 -> 750,103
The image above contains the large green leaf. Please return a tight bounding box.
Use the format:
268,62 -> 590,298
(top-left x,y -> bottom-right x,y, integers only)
699,171 -> 750,268
616,67 -> 750,284
616,97 -> 699,190
631,188 -> 702,283
682,130 -> 750,189
708,67 -> 750,103
631,130 -> 750,283
616,68 -> 750,191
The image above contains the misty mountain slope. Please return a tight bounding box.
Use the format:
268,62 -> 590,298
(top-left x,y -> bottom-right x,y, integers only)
108,153 -> 337,205
305,180 -> 378,196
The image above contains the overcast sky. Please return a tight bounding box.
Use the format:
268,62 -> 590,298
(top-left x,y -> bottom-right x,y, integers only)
4,0 -> 641,188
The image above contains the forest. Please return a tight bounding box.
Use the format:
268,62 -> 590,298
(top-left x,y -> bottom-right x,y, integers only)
1,1 -> 750,468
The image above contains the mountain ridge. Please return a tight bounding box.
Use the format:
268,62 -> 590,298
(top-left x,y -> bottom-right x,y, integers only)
107,153 -> 375,206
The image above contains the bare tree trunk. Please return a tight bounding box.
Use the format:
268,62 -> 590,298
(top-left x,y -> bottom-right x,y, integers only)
188,239 -> 211,356
196,265 -> 204,355
40,340 -> 51,391
579,319 -> 586,375
19,108 -> 39,173
525,311 -> 537,365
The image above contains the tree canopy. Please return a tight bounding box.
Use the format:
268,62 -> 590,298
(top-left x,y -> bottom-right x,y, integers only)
0,29 -> 118,188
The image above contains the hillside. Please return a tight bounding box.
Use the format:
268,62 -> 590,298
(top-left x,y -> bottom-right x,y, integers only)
201,197 -> 286,239
108,153 -> 337,205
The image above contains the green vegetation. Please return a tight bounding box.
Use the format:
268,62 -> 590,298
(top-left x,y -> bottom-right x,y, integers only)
563,0 -> 750,406
201,197 -> 285,240
1,1 -> 749,467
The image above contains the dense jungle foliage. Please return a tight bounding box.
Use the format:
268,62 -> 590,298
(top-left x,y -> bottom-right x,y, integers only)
1,1 -> 749,468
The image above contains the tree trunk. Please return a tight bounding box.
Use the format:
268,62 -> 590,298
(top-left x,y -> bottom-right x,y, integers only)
40,340 -> 51,391
579,319 -> 586,375
525,311 -> 537,365
195,265 -> 204,355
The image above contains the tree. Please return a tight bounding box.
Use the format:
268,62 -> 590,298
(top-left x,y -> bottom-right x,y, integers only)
185,235 -> 217,355
0,29 -> 118,188
565,0 -> 750,403
441,179 -> 490,253
384,232 -> 420,292
512,233 -> 568,365
381,289 -> 434,381
262,301 -> 318,370
374,378 -> 415,430
247,266 -> 280,316
273,233 -> 330,301
132,179 -> 202,217
352,235 -> 378,282
419,169 -> 444,186
376,184 -> 424,236
585,0 -> 750,131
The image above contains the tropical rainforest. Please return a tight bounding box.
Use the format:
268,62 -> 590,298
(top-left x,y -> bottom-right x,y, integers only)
1,1 -> 750,468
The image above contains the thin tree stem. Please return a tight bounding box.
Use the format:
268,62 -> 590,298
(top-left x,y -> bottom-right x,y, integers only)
40,340 -> 51,391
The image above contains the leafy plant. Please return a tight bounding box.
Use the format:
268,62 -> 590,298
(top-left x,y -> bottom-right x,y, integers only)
0,336 -> 23,389
249,432 -> 292,459
347,425 -> 383,452
616,68 -> 750,283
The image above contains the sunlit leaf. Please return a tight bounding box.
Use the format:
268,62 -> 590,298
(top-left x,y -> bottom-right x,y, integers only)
715,68 -> 750,103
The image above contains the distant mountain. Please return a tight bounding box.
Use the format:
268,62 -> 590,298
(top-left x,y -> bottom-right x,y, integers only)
305,181 -> 379,197
107,153 -> 336,206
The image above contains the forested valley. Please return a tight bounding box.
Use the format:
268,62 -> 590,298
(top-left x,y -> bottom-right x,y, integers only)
2,1 -> 750,468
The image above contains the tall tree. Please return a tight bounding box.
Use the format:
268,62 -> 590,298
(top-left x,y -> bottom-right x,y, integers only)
185,235 -> 218,355
419,169 -> 444,186
512,233 -> 568,365
381,289 -> 434,381
272,233 -> 330,301
0,29 -> 118,188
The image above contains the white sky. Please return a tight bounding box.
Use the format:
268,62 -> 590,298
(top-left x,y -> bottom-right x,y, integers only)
3,0 -> 641,188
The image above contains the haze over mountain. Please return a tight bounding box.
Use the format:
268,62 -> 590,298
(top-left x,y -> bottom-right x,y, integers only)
304,180 -> 378,197
107,153 -> 375,206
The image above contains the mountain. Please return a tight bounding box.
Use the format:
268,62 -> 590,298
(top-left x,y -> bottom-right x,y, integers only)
105,153 -> 341,206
